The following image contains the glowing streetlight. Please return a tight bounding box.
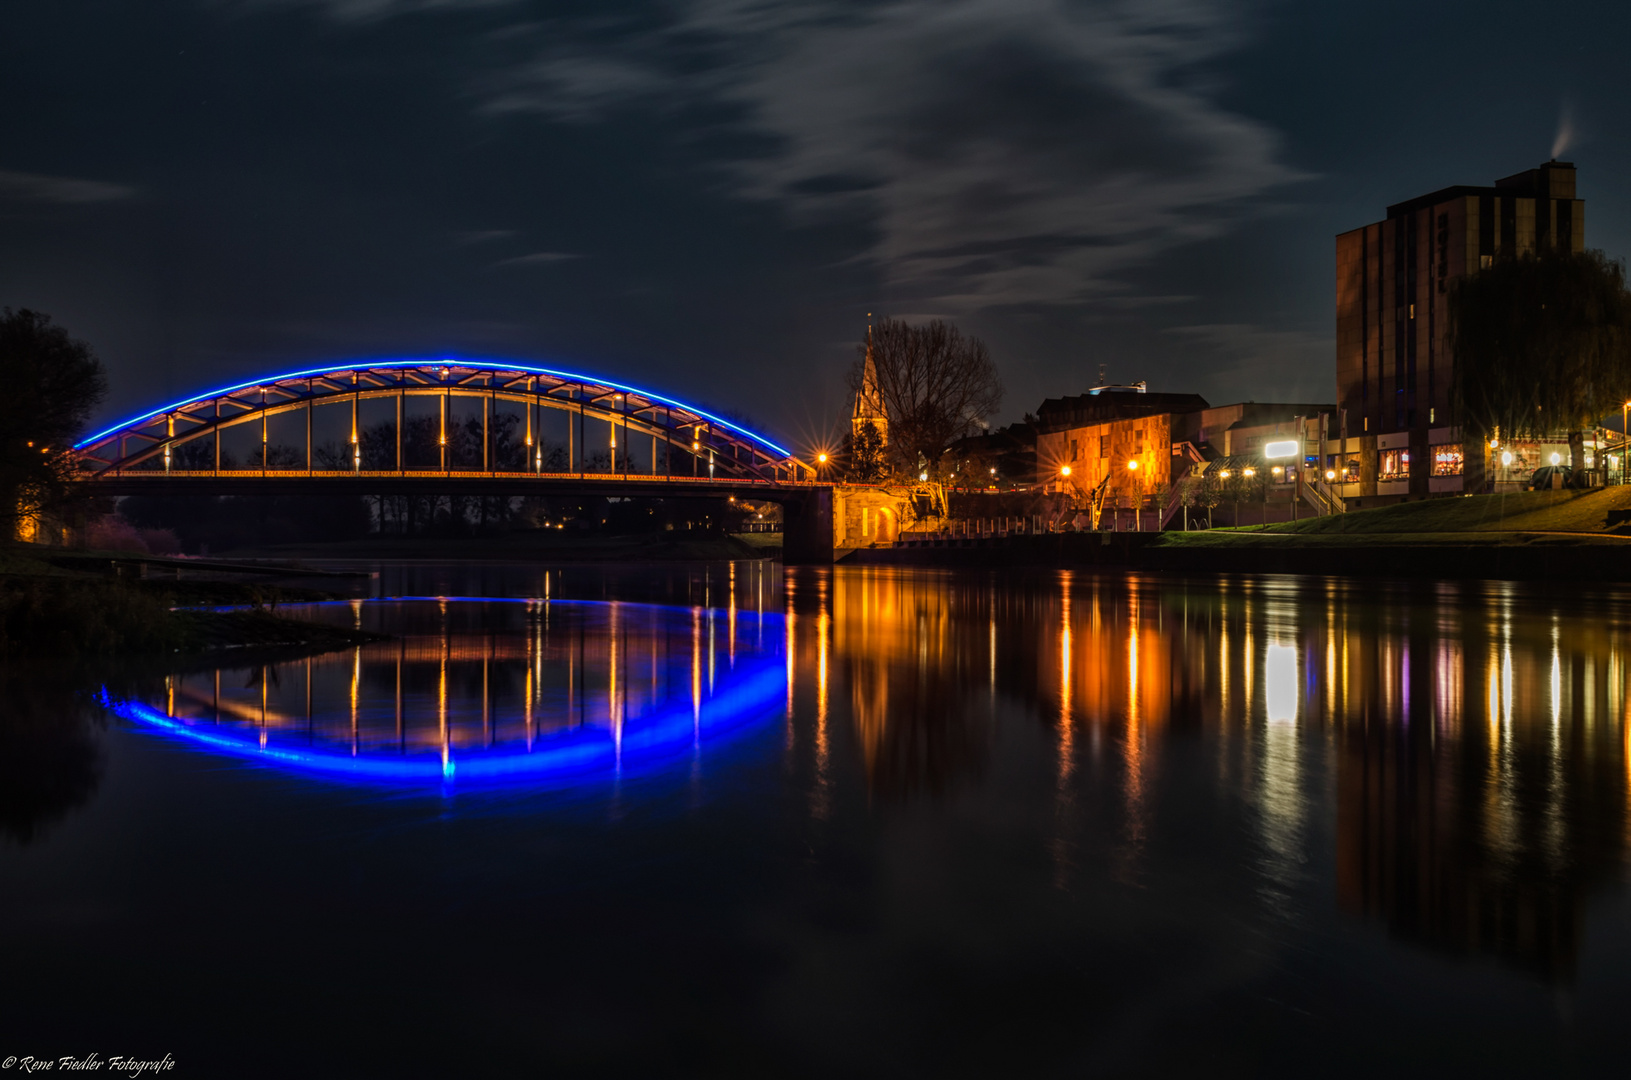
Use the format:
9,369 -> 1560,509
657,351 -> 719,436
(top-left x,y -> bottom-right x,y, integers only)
1550,452 -> 1562,465
1060,465 -> 1072,477
1243,467 -> 1256,478
1501,450 -> 1513,467
1271,465 -> 1283,476
1126,460 -> 1139,471
1324,469 -> 1336,481
1219,469 -> 1231,479
817,452 -> 828,464
919,471 -> 928,481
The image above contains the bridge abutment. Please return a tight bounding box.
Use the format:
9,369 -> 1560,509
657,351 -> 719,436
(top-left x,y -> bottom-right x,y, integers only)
779,487 -> 834,565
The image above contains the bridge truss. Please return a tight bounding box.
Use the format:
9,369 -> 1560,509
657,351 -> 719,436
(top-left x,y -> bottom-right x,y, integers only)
74,360 -> 814,488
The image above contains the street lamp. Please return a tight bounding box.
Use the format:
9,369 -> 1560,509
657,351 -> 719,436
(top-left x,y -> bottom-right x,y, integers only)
1623,400 -> 1630,483
1060,465 -> 1072,477
1126,460 -> 1138,471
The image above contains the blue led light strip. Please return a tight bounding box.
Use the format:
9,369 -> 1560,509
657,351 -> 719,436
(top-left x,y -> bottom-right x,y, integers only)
106,661 -> 784,786
106,598 -> 787,787
76,357 -> 791,457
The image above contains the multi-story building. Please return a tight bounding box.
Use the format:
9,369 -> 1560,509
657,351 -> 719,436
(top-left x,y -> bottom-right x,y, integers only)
1034,389 -> 1211,497
1036,390 -> 1332,523
1333,160 -> 1585,502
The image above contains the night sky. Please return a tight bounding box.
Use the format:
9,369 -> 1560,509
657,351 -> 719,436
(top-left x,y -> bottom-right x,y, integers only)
5,1 -> 1629,450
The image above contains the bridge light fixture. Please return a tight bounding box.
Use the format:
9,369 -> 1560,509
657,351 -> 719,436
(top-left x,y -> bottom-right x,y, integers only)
817,452 -> 828,464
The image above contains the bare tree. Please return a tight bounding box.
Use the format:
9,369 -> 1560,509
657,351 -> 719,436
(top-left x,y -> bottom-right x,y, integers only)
846,318 -> 1003,478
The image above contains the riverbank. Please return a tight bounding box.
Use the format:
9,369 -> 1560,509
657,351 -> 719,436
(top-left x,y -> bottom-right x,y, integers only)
848,487 -> 1631,581
0,544 -> 385,657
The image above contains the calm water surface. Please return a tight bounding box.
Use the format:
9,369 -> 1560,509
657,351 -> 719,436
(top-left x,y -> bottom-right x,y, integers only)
4,562 -> 1631,1078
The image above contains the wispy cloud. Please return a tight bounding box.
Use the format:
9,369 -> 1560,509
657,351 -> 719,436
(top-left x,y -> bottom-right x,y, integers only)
0,168 -> 136,204
480,0 -> 1307,308
452,228 -> 518,245
233,0 -> 513,21
489,250 -> 581,268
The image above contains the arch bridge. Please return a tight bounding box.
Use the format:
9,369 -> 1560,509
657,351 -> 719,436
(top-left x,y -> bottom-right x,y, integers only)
74,359 -> 835,562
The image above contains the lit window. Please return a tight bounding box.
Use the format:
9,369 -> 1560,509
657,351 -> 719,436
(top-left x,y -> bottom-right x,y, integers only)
1432,444 -> 1463,476
1379,448 -> 1409,479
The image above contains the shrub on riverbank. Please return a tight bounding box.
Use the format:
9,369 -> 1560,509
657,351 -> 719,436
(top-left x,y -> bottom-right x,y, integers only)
0,578 -> 188,656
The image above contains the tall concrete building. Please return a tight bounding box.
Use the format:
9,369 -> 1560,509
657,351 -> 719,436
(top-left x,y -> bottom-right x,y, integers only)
1333,161 -> 1584,501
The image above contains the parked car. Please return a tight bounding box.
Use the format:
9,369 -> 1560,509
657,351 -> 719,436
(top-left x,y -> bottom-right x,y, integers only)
1527,465 -> 1572,490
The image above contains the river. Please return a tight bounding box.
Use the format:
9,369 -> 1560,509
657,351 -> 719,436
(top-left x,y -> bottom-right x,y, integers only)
2,561 -> 1629,1077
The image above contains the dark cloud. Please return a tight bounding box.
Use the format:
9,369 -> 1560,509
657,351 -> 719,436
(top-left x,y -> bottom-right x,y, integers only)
488,251 -> 582,268
7,0 -> 1631,440
0,169 -> 135,204
483,0 -> 1305,308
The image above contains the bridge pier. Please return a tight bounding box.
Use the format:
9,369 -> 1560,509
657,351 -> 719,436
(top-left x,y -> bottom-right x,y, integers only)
779,487 -> 834,565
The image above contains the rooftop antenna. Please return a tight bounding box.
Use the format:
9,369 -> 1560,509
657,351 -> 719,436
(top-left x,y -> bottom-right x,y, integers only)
1097,364 -> 1106,388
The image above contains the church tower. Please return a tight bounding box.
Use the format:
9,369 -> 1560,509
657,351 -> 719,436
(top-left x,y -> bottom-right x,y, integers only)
851,320 -> 889,444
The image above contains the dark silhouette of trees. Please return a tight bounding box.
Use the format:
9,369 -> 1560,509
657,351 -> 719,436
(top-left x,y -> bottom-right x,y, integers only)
845,421 -> 888,482
1450,248 -> 1631,483
0,309 -> 108,535
846,318 -> 1003,479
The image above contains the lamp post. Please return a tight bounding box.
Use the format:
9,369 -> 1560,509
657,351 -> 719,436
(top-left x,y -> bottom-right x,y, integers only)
1127,458 -> 1140,531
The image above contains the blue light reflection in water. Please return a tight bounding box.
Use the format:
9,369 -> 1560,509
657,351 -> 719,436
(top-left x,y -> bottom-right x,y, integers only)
103,598 -> 786,787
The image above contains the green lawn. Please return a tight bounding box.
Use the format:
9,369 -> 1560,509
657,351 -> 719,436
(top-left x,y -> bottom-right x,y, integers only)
1237,486 -> 1631,536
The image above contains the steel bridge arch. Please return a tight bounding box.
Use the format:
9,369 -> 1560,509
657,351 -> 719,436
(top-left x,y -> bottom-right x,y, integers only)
74,358 -> 812,486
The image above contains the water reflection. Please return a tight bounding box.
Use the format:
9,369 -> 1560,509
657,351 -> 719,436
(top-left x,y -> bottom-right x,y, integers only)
0,667 -> 105,845
780,568 -> 1631,980
110,599 -> 784,784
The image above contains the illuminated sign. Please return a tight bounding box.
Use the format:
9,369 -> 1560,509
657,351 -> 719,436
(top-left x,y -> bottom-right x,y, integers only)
1263,440 -> 1299,459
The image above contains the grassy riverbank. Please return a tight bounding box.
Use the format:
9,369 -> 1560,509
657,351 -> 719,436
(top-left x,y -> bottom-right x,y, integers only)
1172,485 -> 1631,541
0,544 -> 382,657
1139,487 -> 1631,580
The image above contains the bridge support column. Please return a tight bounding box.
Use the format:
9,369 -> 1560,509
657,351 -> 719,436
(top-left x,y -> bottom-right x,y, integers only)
780,487 -> 834,565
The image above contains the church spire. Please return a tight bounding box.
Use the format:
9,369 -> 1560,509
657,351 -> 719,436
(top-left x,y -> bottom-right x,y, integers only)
852,313 -> 888,444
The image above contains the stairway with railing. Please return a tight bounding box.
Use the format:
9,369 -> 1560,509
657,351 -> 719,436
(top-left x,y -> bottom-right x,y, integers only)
1301,477 -> 1345,517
